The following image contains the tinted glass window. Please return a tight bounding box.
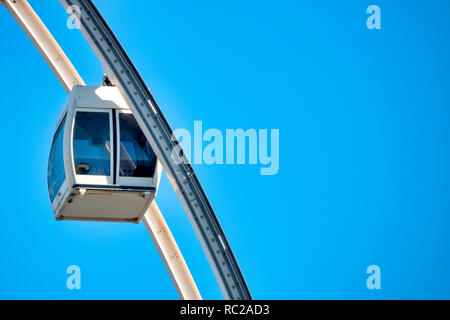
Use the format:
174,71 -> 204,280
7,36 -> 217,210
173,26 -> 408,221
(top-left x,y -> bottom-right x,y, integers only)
48,117 -> 66,202
119,113 -> 156,177
73,111 -> 111,175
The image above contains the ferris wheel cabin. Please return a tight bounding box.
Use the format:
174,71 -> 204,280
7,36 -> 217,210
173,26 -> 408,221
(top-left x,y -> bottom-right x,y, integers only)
47,85 -> 162,223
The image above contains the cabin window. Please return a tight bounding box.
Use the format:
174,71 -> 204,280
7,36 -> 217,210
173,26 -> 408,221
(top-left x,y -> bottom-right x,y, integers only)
48,117 -> 66,202
73,111 -> 111,176
119,113 -> 156,178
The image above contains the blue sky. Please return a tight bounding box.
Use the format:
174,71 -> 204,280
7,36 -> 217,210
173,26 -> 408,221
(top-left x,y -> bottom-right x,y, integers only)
1,0 -> 450,299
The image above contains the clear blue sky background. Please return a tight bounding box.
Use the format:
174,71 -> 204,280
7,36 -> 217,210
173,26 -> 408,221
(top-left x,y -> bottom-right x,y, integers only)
1,0 -> 450,299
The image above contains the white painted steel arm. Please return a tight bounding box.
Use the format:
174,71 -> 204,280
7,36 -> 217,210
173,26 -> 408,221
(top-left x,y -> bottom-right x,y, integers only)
3,0 -> 84,93
143,202 -> 201,300
3,0 -> 200,300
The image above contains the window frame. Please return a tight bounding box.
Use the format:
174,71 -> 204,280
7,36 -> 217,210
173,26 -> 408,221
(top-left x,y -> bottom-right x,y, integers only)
72,108 -> 114,186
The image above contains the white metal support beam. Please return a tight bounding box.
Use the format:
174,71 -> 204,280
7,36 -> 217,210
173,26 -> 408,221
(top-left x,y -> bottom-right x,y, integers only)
144,202 -> 201,300
3,0 -> 84,93
3,0 -> 200,300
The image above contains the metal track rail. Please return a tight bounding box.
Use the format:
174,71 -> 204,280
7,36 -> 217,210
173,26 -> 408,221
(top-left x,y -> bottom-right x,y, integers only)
60,0 -> 251,299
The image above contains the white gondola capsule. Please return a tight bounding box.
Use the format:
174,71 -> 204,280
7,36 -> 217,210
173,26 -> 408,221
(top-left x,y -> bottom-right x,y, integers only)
47,85 -> 162,223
